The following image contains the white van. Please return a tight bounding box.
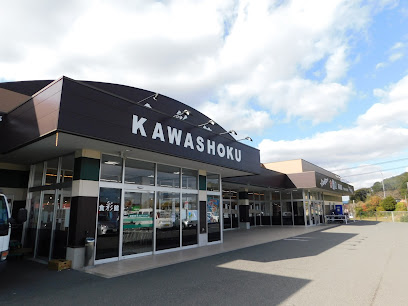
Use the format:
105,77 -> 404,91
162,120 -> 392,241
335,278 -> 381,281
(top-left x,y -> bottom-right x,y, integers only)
0,194 -> 11,261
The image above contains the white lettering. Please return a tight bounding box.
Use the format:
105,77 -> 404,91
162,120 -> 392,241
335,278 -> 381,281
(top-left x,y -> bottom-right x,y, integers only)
196,136 -> 204,152
152,123 -> 165,142
234,149 -> 241,162
217,143 -> 226,157
226,146 -> 234,160
207,140 -> 216,155
184,133 -> 194,150
167,126 -> 182,146
132,115 -> 147,137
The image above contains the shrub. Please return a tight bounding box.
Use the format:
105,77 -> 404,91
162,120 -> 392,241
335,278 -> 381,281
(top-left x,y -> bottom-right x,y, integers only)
381,196 -> 397,211
395,202 -> 407,211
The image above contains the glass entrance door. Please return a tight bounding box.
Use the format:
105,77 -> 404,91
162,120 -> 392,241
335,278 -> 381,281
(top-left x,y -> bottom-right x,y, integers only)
122,191 -> 154,256
36,191 -> 56,259
96,188 -> 121,260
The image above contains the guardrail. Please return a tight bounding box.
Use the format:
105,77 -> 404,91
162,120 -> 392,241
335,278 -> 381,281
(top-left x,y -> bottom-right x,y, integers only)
325,215 -> 349,224
353,211 -> 408,223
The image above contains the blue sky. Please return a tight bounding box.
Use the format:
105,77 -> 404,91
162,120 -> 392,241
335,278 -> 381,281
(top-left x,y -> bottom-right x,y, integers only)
1,0 -> 408,189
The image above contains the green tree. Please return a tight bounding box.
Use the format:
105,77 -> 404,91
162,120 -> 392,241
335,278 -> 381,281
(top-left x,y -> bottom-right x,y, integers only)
381,196 -> 397,211
395,202 -> 407,211
350,188 -> 370,202
366,195 -> 381,211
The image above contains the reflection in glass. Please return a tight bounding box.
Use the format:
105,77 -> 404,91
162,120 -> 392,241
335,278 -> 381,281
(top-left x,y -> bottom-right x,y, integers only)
207,195 -> 220,242
45,159 -> 59,185
292,190 -> 303,200
231,203 -> 239,228
60,155 -> 74,183
182,169 -> 198,189
122,191 -> 154,256
157,165 -> 180,188
100,155 -> 123,183
272,202 -> 281,225
36,192 -> 55,259
305,201 -> 310,225
282,201 -> 293,225
125,159 -> 155,185
33,162 -> 44,187
261,203 -> 271,225
24,192 -> 41,254
156,192 -> 180,250
96,188 -> 121,260
223,203 -> 231,229
182,194 -> 198,246
207,173 -> 219,191
293,201 -> 305,225
52,188 -> 71,259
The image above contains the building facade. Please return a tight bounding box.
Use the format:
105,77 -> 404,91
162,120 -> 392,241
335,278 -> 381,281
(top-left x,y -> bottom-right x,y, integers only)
0,77 -> 353,268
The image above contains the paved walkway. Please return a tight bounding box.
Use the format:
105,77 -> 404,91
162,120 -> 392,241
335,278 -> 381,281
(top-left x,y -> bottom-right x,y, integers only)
84,224 -> 334,278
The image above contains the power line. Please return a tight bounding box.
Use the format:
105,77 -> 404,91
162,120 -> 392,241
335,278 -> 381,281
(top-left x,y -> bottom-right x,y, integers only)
331,157 -> 408,172
341,165 -> 408,178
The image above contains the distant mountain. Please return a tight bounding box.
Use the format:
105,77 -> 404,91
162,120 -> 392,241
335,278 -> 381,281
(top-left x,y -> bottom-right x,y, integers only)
371,172 -> 408,199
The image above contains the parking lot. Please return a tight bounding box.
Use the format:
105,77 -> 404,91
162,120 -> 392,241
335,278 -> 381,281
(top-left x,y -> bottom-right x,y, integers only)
1,221 -> 407,305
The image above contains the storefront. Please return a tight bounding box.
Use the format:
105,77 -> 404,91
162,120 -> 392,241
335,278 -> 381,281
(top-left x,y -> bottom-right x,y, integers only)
0,77 -> 353,269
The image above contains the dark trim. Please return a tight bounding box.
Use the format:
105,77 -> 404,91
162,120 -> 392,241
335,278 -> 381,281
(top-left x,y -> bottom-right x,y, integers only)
238,191 -> 249,200
0,169 -> 29,188
199,175 -> 206,191
73,157 -> 100,181
68,196 -> 98,247
29,181 -> 72,192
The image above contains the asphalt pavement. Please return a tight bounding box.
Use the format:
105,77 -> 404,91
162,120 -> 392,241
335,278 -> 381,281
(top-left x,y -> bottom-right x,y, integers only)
1,221 -> 407,306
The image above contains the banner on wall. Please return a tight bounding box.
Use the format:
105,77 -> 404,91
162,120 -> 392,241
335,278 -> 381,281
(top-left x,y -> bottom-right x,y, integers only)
207,198 -> 219,223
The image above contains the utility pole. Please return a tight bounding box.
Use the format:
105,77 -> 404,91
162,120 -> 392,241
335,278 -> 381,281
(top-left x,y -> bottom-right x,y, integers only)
380,172 -> 386,198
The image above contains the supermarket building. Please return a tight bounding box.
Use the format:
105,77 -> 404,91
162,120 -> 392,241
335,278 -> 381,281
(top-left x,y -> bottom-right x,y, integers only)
0,77 -> 353,268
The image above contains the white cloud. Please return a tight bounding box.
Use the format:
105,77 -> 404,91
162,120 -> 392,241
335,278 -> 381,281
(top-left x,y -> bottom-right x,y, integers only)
391,42 -> 404,50
259,73 -> 408,188
359,74 -> 408,127
0,0 -> 374,136
376,62 -> 386,69
389,52 -> 404,62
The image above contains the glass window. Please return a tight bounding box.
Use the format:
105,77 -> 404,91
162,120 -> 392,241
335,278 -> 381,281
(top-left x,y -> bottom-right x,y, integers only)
100,155 -> 123,183
207,195 -> 220,242
96,188 -> 121,260
261,203 -> 271,225
207,173 -> 219,191
156,192 -> 180,250
181,194 -> 198,246
52,188 -> 72,259
272,202 -> 281,225
125,159 -> 155,186
45,159 -> 59,185
60,155 -> 74,183
36,192 -> 56,258
33,162 -> 44,187
292,190 -> 303,200
281,191 -> 291,200
272,191 -> 280,201
123,191 -> 154,256
182,169 -> 198,190
293,201 -> 305,225
0,195 -> 8,227
282,201 -> 293,225
157,164 -> 180,188
24,192 -> 41,251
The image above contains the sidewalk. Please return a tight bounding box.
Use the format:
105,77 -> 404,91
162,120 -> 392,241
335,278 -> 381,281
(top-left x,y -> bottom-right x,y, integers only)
84,224 -> 334,278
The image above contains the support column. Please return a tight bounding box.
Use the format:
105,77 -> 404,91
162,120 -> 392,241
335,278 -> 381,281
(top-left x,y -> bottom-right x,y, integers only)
198,170 -> 208,246
238,189 -> 250,229
66,149 -> 100,269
